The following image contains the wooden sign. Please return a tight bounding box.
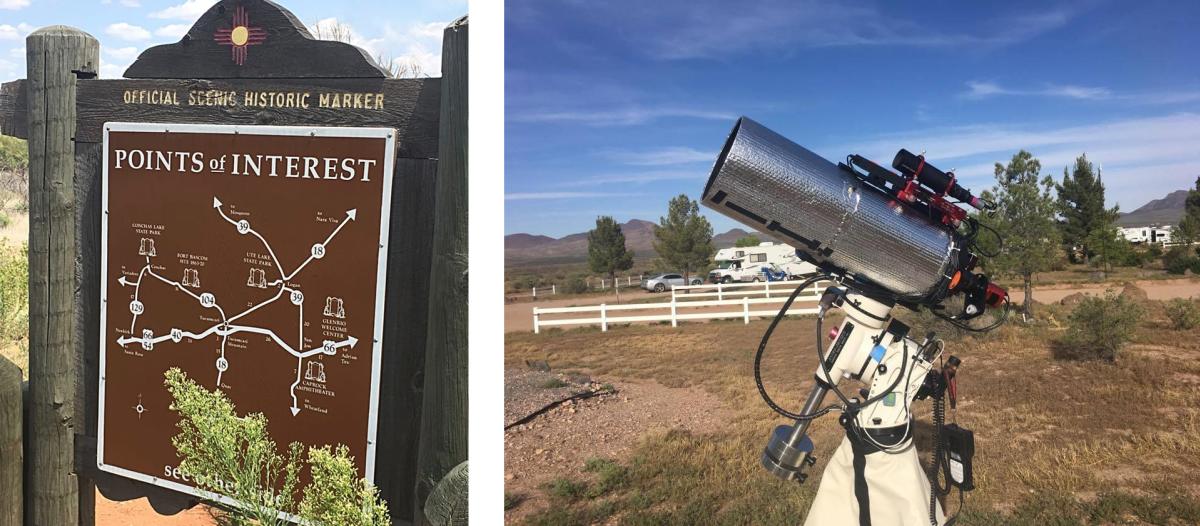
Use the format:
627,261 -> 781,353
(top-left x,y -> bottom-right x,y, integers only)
97,123 -> 395,503
0,0 -> 462,523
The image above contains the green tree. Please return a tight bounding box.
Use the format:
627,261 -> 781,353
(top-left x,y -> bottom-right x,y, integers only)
1086,219 -> 1136,272
734,235 -> 761,247
653,195 -> 715,284
1177,176 -> 1200,245
978,150 -> 1062,320
1056,154 -> 1118,263
587,216 -> 634,302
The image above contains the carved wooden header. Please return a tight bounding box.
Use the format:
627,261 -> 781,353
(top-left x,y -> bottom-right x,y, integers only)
125,0 -> 389,79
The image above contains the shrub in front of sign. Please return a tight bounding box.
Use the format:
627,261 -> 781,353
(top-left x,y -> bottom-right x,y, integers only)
164,368 -> 391,525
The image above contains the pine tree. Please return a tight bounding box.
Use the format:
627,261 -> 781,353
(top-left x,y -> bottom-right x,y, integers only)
587,216 -> 634,302
734,235 -> 761,247
978,150 -> 1062,320
1056,154 -> 1118,263
1177,176 -> 1200,245
653,194 -> 715,284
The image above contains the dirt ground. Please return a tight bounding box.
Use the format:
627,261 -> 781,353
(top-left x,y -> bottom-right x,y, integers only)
504,296 -> 1200,524
96,490 -> 214,525
503,368 -> 735,523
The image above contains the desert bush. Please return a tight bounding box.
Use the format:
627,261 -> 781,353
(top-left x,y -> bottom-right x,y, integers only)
164,368 -> 390,525
563,277 -> 589,294
1058,291 -> 1143,361
1165,298 -> 1200,330
1163,246 -> 1195,274
0,243 -> 28,342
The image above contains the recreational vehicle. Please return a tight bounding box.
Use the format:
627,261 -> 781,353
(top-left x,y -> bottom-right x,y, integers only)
707,242 -> 817,283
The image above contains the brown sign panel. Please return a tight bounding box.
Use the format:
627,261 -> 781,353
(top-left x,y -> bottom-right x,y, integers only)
97,123 -> 395,505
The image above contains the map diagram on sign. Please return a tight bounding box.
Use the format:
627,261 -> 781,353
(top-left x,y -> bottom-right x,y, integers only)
98,123 -> 395,498
117,197 -> 359,416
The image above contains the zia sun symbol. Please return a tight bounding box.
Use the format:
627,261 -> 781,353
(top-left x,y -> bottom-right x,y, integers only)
214,5 -> 267,66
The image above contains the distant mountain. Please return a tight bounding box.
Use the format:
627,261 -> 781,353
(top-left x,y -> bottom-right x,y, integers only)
503,233 -> 555,250
1117,188 -> 1189,227
505,220 -> 753,265
713,228 -> 752,248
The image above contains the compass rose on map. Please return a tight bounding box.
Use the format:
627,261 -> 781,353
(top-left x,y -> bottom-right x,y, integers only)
214,5 -> 267,65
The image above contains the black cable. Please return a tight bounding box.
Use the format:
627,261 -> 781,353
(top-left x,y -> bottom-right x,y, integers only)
928,380 -> 946,525
929,295 -> 1011,333
969,218 -> 1002,258
753,274 -> 840,420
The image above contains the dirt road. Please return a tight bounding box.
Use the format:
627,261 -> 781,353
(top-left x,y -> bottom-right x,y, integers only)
1030,277 -> 1200,303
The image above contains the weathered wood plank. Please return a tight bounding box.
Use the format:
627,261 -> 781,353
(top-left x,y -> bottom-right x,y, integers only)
73,77 -> 440,158
415,17 -> 468,525
74,140 -> 101,526
376,158 -> 437,523
0,356 -> 22,526
125,0 -> 388,79
26,25 -> 98,526
0,80 -> 28,139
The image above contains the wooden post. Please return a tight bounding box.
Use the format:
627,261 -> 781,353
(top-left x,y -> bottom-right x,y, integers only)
533,308 -> 540,334
26,26 -> 97,526
414,16 -> 468,526
743,297 -> 750,324
0,356 -> 22,526
600,304 -> 607,332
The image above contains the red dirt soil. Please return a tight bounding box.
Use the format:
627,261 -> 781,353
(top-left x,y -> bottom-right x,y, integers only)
96,489 -> 214,525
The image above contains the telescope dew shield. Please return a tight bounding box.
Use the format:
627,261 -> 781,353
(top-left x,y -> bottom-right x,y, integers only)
701,117 -> 959,303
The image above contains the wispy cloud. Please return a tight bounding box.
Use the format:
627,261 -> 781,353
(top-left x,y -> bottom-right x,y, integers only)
0,23 -> 33,40
150,0 -> 212,20
599,147 -> 713,166
961,80 -> 1112,100
106,22 -> 152,41
505,192 -> 637,201
155,24 -> 191,39
511,107 -> 736,126
0,0 -> 30,10
556,170 -> 703,187
308,18 -> 446,77
961,80 -> 1200,106
104,46 -> 139,62
619,1 -> 1078,59
836,112 -> 1200,207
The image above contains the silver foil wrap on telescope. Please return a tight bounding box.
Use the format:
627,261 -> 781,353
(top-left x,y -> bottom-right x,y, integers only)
701,117 -> 958,302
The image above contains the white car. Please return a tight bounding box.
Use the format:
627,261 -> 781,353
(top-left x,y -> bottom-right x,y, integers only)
642,273 -> 702,293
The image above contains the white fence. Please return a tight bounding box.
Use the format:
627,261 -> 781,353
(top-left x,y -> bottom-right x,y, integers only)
532,279 -> 831,333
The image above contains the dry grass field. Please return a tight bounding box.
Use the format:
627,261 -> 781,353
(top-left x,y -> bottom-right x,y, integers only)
504,298 -> 1200,525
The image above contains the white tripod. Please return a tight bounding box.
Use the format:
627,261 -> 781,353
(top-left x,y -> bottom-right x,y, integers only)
761,286 -> 949,526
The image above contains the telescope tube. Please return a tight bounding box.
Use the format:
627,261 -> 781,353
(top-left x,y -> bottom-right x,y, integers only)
701,117 -> 960,303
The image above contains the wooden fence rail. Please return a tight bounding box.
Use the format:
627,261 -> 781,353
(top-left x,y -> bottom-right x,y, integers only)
532,280 -> 832,333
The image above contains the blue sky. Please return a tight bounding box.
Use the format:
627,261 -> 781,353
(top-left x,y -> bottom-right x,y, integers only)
505,0 -> 1200,237
0,0 -> 465,82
